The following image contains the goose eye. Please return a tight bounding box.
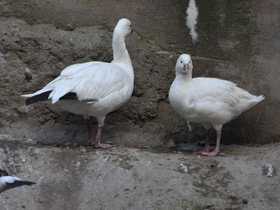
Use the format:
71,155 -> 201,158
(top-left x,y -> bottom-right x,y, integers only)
180,61 -> 183,63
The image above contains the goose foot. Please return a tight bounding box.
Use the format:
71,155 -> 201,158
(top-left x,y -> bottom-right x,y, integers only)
94,142 -> 113,149
87,120 -> 112,148
202,130 -> 221,156
193,148 -> 210,155
202,150 -> 219,156
88,139 -> 113,148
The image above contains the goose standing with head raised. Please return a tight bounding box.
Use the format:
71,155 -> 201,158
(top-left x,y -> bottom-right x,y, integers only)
169,54 -> 264,156
22,18 -> 134,148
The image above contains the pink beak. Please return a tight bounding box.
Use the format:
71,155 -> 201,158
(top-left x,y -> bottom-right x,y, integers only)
183,63 -> 189,72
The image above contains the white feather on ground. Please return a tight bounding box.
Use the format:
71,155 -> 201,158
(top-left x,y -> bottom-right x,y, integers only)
22,18 -> 134,148
169,54 -> 264,156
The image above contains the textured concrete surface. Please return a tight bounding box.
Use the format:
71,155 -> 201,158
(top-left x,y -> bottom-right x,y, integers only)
1,140 -> 280,210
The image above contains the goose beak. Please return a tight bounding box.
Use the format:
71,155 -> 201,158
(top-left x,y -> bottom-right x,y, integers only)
183,64 -> 189,72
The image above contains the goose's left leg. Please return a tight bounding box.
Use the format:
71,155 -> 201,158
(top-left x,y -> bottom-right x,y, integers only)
202,125 -> 222,156
193,123 -> 211,154
93,121 -> 113,148
193,129 -> 210,154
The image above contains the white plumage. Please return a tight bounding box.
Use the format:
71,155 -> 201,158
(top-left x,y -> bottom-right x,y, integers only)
169,54 -> 264,156
0,170 -> 35,193
22,18 -> 134,148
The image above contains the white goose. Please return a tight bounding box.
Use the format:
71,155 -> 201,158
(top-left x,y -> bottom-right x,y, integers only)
0,170 -> 36,193
169,54 -> 264,156
22,18 -> 134,148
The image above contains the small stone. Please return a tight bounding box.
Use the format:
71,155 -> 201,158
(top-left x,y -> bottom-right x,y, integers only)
24,67 -> 33,81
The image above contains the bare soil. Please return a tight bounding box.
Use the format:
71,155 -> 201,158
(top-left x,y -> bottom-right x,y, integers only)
0,139 -> 279,210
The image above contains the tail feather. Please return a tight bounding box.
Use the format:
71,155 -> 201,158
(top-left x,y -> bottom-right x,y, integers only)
4,180 -> 36,192
25,91 -> 78,105
22,88 -> 52,98
25,91 -> 52,105
11,180 -> 36,187
247,94 -> 265,110
257,95 -> 265,102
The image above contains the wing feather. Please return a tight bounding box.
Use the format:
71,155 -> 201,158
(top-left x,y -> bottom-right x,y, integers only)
190,78 -> 241,115
49,62 -> 128,103
22,61 -> 97,98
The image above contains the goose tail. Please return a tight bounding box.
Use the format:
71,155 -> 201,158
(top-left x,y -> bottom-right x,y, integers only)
257,95 -> 265,102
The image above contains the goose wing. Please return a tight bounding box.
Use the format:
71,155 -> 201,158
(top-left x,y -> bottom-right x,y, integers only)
48,62 -> 130,104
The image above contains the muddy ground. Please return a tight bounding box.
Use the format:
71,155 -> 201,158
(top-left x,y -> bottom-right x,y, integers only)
0,139 -> 279,210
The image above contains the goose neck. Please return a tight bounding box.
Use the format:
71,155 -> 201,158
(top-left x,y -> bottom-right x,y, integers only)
176,72 -> 192,81
112,32 -> 134,80
112,33 -> 130,63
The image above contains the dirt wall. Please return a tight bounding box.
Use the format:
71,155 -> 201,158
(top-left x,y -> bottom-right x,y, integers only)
0,0 -> 279,147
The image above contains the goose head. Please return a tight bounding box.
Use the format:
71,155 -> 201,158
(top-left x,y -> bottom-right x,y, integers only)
114,18 -> 132,37
175,54 -> 193,75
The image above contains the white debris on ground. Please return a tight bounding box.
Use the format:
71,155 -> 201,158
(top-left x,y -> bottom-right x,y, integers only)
265,164 -> 273,177
217,162 -> 226,169
76,161 -> 81,167
26,138 -> 37,144
179,163 -> 188,173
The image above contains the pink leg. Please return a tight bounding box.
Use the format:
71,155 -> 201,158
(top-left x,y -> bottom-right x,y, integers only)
202,130 -> 221,156
93,121 -> 113,149
86,119 -> 94,145
193,129 -> 210,154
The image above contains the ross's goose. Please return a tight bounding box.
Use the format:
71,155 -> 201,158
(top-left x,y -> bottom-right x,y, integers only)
169,54 -> 264,156
22,18 -> 134,148
0,169 -> 36,193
